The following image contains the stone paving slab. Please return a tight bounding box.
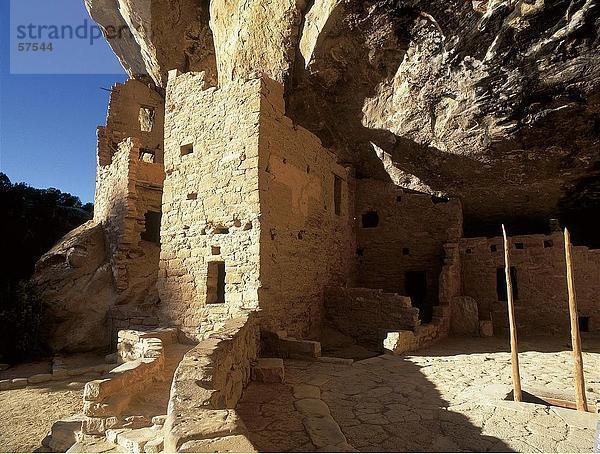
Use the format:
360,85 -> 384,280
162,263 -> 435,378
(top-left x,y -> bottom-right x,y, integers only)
237,336 -> 600,452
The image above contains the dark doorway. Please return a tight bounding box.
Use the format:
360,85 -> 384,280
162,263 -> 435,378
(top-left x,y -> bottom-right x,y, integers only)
207,261 -> 226,304
405,271 -> 430,323
496,267 -> 518,301
361,211 -> 379,228
578,316 -> 589,332
141,211 -> 161,244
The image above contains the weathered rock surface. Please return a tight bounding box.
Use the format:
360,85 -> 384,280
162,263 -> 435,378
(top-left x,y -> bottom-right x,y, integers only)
86,0 -> 600,244
32,221 -> 115,352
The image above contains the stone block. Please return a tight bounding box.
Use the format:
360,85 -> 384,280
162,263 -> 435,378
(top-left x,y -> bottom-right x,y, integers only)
178,435 -> 256,453
383,331 -> 418,355
144,436 -> 164,453
450,296 -> 479,336
28,373 -> 53,384
303,416 -> 347,448
251,358 -> 284,383
293,384 -> 321,399
49,416 -> 85,452
11,378 -> 28,389
295,398 -> 331,417
280,337 -> 321,358
0,379 -> 14,391
480,320 -> 494,337
116,427 -> 157,453
165,409 -> 244,452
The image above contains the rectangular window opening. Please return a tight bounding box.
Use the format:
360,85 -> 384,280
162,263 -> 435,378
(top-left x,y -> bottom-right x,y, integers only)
139,106 -> 155,132
496,266 -> 518,302
207,262 -> 226,304
139,148 -> 156,163
141,211 -> 161,244
180,143 -> 194,156
334,175 -> 342,216
361,211 -> 379,228
578,316 -> 589,332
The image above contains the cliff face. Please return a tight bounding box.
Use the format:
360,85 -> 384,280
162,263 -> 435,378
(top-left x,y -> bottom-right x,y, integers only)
88,0 -> 600,243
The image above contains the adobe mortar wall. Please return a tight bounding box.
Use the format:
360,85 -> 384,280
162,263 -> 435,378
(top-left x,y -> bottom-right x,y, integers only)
159,72 -> 262,337
257,78 -> 356,338
460,233 -> 600,335
356,179 -> 462,322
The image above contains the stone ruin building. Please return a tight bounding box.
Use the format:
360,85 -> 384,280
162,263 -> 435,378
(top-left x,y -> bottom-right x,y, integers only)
22,0 -> 600,452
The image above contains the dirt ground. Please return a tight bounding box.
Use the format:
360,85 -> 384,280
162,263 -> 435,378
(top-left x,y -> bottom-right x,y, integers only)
0,379 -> 85,453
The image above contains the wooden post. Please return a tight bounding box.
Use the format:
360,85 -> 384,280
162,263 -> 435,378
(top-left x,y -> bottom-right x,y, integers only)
564,228 -> 588,412
502,224 -> 522,402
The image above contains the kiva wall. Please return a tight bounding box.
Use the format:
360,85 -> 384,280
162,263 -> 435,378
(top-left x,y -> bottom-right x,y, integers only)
257,78 -> 356,338
460,232 -> 600,335
356,179 -> 462,322
159,72 -> 262,338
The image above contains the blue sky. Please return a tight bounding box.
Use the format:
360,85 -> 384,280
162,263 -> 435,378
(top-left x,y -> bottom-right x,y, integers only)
0,0 -> 127,203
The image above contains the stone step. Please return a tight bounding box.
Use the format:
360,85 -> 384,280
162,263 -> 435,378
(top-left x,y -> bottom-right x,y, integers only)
251,358 -> 285,383
112,427 -> 161,454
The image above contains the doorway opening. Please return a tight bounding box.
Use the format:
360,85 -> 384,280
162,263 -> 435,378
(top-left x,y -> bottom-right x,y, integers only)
405,271 -> 430,323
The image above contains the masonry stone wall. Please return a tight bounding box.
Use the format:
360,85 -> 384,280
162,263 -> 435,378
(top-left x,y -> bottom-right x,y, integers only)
159,72 -> 262,338
159,73 -> 354,339
460,232 -> 600,335
324,287 -> 419,348
257,78 -> 356,338
356,179 -> 463,322
97,79 -> 164,167
95,138 -> 164,307
164,314 -> 259,452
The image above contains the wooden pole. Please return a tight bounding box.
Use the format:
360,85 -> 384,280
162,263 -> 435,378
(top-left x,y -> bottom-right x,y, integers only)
502,224 -> 522,402
564,228 -> 588,412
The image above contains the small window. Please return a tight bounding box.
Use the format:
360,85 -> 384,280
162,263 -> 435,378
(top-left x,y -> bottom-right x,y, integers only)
490,244 -> 497,252
496,267 -> 518,302
139,106 -> 155,132
579,316 -> 590,332
187,193 -> 197,200
402,247 -> 410,256
356,248 -> 364,256
207,262 -> 226,304
361,211 -> 379,228
396,195 -> 402,203
139,148 -> 156,163
544,240 -> 553,248
180,143 -> 194,156
214,227 -> 229,234
466,248 -> 472,254
515,242 -> 524,250
211,246 -> 221,255
333,175 -> 342,216
141,211 -> 161,244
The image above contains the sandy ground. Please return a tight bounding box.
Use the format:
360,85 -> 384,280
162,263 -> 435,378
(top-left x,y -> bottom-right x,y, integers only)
0,379 -> 85,453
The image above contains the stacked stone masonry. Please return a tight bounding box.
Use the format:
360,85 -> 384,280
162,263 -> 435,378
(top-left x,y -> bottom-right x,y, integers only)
94,79 -> 166,318
460,233 -> 600,336
81,329 -> 176,432
159,72 -> 354,340
164,314 -> 259,452
356,179 -> 463,323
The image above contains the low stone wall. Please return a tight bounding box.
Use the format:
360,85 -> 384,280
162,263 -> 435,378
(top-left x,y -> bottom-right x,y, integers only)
383,305 -> 450,354
81,329 -> 176,433
164,313 -> 259,452
324,287 -> 420,348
